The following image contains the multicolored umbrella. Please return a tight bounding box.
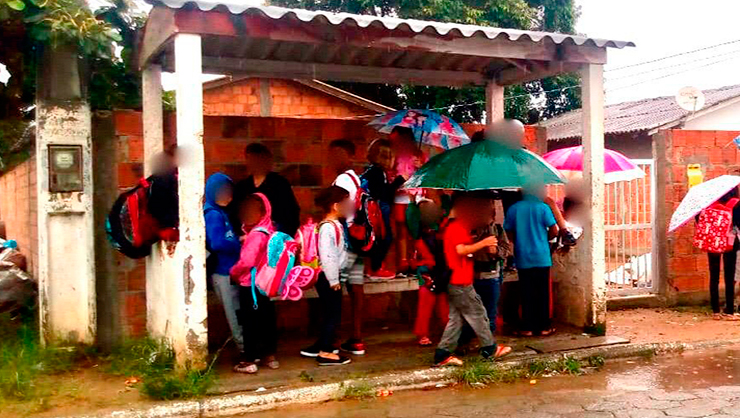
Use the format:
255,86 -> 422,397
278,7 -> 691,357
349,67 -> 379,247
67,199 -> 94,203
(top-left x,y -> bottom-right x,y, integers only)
542,146 -> 645,184
668,175 -> 740,233
369,109 -> 469,149
404,140 -> 566,190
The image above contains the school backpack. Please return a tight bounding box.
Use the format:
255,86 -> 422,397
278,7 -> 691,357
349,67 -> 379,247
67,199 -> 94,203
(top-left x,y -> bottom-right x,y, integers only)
345,171 -> 386,255
694,198 -> 739,253
294,218 -> 320,270
106,177 -> 161,259
251,231 -> 300,303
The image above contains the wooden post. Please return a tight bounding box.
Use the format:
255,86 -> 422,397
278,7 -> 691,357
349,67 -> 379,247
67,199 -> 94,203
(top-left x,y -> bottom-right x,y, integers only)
581,63 -> 607,333
172,33 -> 208,367
485,82 -> 505,125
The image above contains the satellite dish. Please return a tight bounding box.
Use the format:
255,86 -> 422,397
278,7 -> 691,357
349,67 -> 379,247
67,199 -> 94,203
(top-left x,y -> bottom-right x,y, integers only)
676,86 -> 705,112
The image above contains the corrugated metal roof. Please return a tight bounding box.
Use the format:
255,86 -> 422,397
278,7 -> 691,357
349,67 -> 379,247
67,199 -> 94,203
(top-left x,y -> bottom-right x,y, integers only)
541,84 -> 740,140
147,0 -> 634,49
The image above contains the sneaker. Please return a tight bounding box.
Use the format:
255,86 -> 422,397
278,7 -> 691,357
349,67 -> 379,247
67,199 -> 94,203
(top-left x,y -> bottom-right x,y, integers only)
369,268 -> 396,280
300,345 -> 338,358
434,355 -> 463,367
340,339 -> 366,356
317,354 -> 351,366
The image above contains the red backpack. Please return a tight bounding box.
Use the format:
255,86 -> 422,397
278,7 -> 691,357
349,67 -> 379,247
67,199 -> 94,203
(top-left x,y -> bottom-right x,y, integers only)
342,172 -> 386,256
694,198 -> 739,253
106,178 -> 161,258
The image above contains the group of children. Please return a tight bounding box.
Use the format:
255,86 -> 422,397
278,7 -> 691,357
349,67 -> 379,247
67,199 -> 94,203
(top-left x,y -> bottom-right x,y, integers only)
204,131 -> 562,372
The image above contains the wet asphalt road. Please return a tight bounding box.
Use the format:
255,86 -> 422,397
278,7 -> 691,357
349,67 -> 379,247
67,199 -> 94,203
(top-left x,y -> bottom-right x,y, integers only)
240,346 -> 740,418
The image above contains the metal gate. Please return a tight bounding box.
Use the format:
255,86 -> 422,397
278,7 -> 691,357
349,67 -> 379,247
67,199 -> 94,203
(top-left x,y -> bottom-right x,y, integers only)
605,159 -> 655,296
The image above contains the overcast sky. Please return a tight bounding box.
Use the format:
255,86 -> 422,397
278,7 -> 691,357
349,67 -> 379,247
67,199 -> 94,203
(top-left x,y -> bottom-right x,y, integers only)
577,0 -> 740,104
161,0 -> 740,107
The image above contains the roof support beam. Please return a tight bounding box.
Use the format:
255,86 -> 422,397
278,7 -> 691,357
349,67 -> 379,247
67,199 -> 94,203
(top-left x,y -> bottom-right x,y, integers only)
496,61 -> 581,85
195,56 -> 487,87
486,82 -> 504,124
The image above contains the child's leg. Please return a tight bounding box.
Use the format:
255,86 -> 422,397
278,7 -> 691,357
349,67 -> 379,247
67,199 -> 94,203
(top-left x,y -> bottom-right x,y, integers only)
709,252 -> 721,314
435,292 -> 449,328
473,278 -> 496,334
518,268 -> 535,332
414,286 -> 436,338
316,274 -> 342,352
531,267 -> 551,333
255,292 -> 278,358
394,203 -> 410,271
723,250 -> 737,315
344,253 -> 365,342
491,278 -> 502,334
211,274 -> 244,351
454,285 -> 495,353
238,286 -> 260,363
435,290 -> 464,363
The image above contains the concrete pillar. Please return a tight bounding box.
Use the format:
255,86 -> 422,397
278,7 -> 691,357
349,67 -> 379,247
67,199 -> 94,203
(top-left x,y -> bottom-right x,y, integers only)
142,64 -> 178,346
581,63 -> 607,333
92,111 -> 120,352
485,82 -> 505,125
36,44 -> 96,343
172,34 -> 208,367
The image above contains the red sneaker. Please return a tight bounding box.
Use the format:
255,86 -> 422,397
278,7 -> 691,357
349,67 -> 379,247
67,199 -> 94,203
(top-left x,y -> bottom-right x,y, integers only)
370,268 -> 396,280
340,339 -> 367,356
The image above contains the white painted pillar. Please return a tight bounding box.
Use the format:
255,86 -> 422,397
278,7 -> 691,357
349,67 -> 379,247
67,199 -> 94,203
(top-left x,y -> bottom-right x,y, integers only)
485,82 -> 505,125
142,64 -> 178,344
36,45 -> 96,344
172,33 -> 208,367
581,63 -> 607,332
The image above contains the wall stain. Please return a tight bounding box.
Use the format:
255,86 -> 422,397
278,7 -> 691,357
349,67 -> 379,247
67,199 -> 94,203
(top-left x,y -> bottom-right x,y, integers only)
183,255 -> 194,305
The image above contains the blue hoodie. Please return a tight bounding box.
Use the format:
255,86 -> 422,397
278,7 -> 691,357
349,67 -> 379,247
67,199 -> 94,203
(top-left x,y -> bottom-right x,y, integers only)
204,173 -> 242,275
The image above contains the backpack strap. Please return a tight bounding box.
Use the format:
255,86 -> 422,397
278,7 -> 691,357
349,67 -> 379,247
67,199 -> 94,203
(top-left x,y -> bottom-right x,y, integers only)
250,266 -> 259,310
253,226 -> 270,235
318,220 -> 342,247
727,198 -> 740,209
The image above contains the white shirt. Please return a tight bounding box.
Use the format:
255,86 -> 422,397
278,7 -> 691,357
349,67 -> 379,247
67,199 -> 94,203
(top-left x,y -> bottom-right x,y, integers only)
333,170 -> 360,223
318,220 -> 347,286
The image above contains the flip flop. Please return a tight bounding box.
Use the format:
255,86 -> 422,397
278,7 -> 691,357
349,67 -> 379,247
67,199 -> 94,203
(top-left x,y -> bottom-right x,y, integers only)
540,328 -> 557,336
418,337 -> 433,346
494,345 -> 512,359
265,356 -> 280,369
233,362 -> 258,374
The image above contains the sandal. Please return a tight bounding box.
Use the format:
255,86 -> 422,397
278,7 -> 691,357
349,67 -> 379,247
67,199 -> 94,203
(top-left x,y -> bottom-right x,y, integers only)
539,328 -> 557,336
265,355 -> 280,370
233,362 -> 258,374
713,313 -> 724,320
494,345 -> 512,359
721,313 -> 740,321
418,337 -> 433,347
515,330 -> 534,337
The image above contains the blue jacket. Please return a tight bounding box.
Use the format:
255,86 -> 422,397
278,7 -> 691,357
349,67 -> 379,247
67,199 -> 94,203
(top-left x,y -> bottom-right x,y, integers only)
204,173 -> 242,275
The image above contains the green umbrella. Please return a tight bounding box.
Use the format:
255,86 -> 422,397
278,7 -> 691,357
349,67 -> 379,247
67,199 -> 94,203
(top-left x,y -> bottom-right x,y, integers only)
404,140 -> 566,190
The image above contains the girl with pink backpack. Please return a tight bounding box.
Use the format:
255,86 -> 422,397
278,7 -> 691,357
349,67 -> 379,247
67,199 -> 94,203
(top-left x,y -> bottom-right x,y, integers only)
230,193 -> 279,374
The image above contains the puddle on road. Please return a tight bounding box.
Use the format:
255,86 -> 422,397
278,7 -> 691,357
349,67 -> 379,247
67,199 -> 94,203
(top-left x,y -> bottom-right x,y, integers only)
241,346 -> 740,418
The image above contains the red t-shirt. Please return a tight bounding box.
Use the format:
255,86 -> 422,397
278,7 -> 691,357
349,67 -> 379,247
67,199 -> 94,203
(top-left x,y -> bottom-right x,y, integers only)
443,219 -> 474,286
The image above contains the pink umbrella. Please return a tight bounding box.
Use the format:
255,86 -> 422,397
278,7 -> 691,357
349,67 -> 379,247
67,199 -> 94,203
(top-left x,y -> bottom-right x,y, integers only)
542,146 -> 644,184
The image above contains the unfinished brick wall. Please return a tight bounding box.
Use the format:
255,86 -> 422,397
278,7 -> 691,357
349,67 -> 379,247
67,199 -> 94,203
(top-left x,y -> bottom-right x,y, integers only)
658,129 -> 740,299
203,78 -> 375,119
0,159 -> 38,277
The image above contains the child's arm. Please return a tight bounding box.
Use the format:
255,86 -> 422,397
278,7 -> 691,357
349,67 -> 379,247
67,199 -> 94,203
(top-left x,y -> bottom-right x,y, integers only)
543,196 -> 567,231
205,211 -> 241,254
230,231 -> 268,279
318,223 -> 342,289
456,236 -> 498,256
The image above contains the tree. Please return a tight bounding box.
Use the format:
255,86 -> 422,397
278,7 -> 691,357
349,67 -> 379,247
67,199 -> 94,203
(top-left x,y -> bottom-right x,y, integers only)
0,0 -> 142,170
269,0 -> 581,123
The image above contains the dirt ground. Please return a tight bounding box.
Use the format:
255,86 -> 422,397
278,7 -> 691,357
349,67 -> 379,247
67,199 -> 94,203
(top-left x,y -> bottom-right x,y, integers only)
3,307 -> 740,417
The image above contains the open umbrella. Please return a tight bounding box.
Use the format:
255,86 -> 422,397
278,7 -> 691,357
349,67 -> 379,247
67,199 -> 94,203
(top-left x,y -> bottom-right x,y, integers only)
668,175 -> 740,232
543,146 -> 644,184
404,140 -> 566,190
369,109 -> 469,149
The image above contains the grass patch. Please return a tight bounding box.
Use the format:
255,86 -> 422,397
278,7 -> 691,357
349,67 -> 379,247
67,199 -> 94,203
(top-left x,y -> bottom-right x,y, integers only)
0,312 -> 91,401
104,337 -> 217,401
338,381 -> 375,400
299,371 -> 314,383
454,355 -> 604,387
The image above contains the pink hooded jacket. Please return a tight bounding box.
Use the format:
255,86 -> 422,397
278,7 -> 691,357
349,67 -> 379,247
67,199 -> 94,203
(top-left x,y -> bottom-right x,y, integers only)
230,193 -> 275,286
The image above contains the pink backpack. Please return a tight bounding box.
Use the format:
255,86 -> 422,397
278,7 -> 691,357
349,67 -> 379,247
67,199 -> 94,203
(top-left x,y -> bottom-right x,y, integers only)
295,218 -> 320,269
694,198 -> 739,253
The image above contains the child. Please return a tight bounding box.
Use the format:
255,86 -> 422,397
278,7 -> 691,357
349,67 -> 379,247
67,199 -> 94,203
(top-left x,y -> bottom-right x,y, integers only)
390,127 -> 420,277
300,186 -> 353,366
203,173 -> 244,371
412,194 -> 451,346
230,193 -> 279,374
465,194 -> 511,341
504,184 -> 559,337
328,139 -> 367,356
361,138 -> 406,279
434,193 -> 512,367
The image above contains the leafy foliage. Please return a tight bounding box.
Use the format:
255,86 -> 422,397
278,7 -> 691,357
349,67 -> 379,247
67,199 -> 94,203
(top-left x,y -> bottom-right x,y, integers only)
269,0 -> 581,122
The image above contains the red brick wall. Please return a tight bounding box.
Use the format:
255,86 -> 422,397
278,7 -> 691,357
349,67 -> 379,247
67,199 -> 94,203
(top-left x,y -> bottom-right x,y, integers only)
0,159 -> 38,277
203,78 -> 374,119
661,129 -> 740,295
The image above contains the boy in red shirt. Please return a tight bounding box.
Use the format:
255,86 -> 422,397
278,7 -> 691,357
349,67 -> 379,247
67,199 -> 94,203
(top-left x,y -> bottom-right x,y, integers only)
434,193 -> 512,367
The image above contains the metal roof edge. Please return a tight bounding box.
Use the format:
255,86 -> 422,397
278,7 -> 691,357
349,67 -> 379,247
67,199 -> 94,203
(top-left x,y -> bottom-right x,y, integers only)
145,0 -> 635,49
647,93 -> 740,136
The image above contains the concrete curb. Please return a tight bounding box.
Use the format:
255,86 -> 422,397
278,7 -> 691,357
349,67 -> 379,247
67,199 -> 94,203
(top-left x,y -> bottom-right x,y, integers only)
81,338 -> 740,418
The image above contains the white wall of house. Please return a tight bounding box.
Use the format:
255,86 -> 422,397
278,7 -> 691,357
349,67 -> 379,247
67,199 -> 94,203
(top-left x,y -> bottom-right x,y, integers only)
684,100 -> 740,131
